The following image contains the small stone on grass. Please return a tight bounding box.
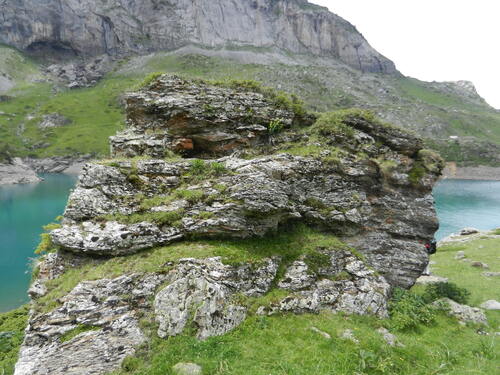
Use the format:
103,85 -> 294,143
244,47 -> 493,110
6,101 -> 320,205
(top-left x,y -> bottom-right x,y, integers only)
471,262 -> 489,269
172,362 -> 202,375
377,327 -> 405,347
310,326 -> 331,339
480,300 -> 500,310
340,329 -> 359,344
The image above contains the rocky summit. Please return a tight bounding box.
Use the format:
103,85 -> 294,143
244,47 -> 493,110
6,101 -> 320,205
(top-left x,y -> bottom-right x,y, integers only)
0,0 -> 396,74
15,76 -> 443,375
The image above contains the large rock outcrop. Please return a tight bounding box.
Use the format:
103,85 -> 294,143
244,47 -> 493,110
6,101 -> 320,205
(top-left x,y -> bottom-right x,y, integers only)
0,0 -> 396,73
52,76 -> 442,288
15,76 -> 442,375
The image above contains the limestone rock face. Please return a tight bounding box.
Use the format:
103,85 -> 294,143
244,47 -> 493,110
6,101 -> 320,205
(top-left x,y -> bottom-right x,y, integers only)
260,250 -> 390,317
50,76 -> 442,288
16,76 -> 443,375
0,0 -> 396,74
15,273 -> 166,375
154,257 -> 279,340
111,76 -> 303,157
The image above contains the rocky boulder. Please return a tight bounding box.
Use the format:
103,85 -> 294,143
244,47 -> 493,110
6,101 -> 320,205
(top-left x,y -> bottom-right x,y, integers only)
111,76 -> 308,157
52,76 -> 442,288
37,113 -> 72,130
435,298 -> 488,326
0,158 -> 41,185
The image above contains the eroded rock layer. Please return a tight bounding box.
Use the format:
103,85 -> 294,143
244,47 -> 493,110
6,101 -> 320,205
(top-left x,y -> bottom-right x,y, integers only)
15,75 -> 442,375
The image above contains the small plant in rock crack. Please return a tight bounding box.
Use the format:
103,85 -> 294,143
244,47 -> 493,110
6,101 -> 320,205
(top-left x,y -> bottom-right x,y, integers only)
268,118 -> 284,134
388,288 -> 437,331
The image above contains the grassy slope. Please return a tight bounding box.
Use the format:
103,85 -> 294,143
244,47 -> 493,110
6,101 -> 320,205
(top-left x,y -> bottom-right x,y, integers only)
1,52 -> 499,165
396,77 -> 500,141
0,306 -> 29,375
106,233 -> 500,375
0,45 -> 41,85
431,236 -> 500,309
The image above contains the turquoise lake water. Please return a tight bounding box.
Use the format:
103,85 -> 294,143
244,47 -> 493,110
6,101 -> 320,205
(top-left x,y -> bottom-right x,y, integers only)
0,176 -> 499,312
434,179 -> 500,240
0,174 -> 76,312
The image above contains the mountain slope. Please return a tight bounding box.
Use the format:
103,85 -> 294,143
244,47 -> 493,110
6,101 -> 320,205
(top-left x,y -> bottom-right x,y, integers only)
0,0 -> 395,74
0,52 -> 498,166
0,44 -> 42,93
0,0 -> 498,166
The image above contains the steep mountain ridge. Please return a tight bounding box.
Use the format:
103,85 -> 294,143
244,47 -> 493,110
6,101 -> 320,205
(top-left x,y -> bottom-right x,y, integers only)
0,0 -> 396,73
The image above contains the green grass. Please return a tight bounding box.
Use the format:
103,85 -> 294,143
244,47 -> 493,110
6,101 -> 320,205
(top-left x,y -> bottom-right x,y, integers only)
0,45 -> 41,84
60,324 -> 101,343
396,77 -> 469,108
430,237 -> 500,307
110,312 -> 498,375
0,305 -> 29,375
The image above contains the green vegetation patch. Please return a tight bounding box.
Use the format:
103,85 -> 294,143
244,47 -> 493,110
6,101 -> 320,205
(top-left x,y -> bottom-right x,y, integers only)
422,282 -> 471,305
184,159 -> 229,182
60,324 -> 101,343
417,149 -> 444,173
0,45 -> 41,85
408,162 -> 426,185
103,209 -> 185,227
388,288 -> 437,331
396,77 -> 468,108
0,305 -> 29,375
310,110 -> 361,139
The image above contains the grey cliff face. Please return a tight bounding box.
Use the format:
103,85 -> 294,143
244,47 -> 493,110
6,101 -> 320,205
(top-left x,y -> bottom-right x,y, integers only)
0,0 -> 396,73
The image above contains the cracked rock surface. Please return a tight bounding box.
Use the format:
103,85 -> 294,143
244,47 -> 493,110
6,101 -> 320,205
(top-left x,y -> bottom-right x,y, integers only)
50,76 -> 442,287
15,273 -> 166,375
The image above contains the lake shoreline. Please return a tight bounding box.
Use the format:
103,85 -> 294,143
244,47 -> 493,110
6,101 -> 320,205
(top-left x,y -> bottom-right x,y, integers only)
441,163 -> 500,181
0,156 -> 90,186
